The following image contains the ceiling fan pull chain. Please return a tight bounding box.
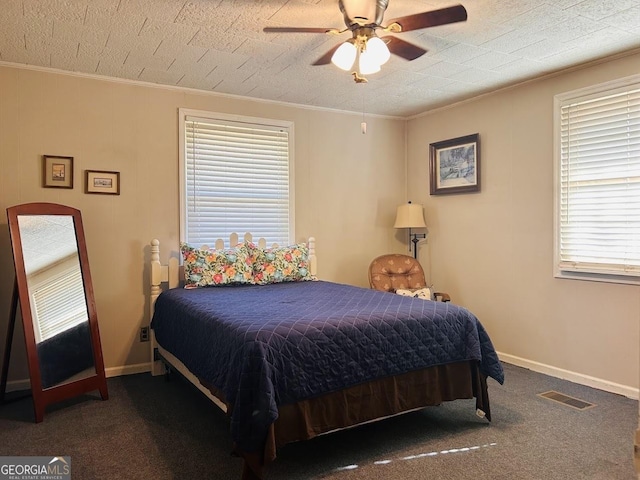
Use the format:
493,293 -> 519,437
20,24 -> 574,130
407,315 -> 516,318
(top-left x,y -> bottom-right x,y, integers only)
361,89 -> 367,134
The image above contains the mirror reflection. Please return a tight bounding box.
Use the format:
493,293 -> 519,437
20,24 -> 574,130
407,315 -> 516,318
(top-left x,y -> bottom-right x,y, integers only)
17,215 -> 95,389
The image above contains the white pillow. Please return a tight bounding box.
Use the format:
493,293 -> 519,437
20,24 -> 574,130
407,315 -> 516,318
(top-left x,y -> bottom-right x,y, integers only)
395,287 -> 434,300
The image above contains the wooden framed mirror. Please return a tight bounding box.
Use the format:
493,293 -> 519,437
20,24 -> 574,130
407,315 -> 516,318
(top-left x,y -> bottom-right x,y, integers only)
2,202 -> 108,421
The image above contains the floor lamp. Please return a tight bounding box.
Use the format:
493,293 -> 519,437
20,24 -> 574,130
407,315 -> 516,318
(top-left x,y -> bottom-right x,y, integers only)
394,202 -> 427,259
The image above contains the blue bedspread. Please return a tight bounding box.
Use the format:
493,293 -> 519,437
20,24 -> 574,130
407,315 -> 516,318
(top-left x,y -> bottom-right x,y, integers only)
151,281 -> 504,452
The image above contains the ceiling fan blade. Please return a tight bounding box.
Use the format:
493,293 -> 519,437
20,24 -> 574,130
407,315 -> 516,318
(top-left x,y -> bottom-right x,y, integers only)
386,4 -> 467,33
384,36 -> 427,61
263,27 -> 334,33
312,43 -> 342,66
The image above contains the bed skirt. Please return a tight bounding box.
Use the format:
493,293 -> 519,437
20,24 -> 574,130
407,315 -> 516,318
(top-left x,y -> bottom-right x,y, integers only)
198,360 -> 490,480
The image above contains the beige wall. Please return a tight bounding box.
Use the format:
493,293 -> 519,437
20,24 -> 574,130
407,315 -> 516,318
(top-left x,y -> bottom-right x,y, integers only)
407,52 -> 640,392
0,65 -> 407,381
2,53 -> 638,394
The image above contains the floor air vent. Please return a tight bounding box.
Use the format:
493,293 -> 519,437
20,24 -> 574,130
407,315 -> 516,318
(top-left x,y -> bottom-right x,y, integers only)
538,391 -> 595,410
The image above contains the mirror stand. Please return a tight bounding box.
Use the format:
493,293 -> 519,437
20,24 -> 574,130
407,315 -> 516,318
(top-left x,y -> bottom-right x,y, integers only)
4,202 -> 108,422
0,280 -> 20,404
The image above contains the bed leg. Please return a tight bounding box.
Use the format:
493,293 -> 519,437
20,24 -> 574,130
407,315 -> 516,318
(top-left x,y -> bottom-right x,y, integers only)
163,363 -> 172,382
150,340 -> 164,376
634,427 -> 640,476
471,363 -> 491,422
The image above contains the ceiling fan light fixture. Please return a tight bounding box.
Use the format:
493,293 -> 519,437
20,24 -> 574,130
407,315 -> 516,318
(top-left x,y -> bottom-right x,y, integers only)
331,40 -> 357,70
366,36 -> 390,65
266,1 -> 469,82
359,49 -> 382,75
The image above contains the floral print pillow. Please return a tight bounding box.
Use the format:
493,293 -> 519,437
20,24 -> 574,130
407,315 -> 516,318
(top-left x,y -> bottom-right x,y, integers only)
253,243 -> 313,285
180,242 -> 255,288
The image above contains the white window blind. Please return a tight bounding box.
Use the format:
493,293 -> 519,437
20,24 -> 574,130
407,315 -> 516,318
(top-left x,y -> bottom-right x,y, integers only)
30,263 -> 88,343
184,114 -> 291,246
557,81 -> 640,278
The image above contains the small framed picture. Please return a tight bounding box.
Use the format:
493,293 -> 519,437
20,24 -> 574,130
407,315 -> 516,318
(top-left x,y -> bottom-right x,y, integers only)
42,155 -> 74,189
85,170 -> 120,195
429,134 -> 480,195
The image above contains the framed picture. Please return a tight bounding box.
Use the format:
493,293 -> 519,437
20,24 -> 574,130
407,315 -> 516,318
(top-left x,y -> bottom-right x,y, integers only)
85,170 -> 120,195
42,155 -> 74,189
429,133 -> 480,195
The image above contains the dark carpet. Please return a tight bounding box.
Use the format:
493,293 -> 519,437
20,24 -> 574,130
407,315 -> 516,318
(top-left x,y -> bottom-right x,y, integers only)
0,363 -> 636,479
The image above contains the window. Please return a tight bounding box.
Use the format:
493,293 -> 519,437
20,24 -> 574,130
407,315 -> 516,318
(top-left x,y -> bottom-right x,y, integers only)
554,75 -> 640,283
179,109 -> 294,246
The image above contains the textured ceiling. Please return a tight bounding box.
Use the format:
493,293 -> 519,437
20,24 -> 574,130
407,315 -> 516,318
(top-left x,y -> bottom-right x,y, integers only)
17,215 -> 79,274
1,0 -> 639,117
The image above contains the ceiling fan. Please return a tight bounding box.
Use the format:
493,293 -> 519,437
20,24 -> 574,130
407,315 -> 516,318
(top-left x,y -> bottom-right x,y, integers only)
263,0 -> 467,80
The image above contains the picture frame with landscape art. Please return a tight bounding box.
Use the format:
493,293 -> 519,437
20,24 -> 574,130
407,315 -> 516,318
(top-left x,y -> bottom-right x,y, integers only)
85,170 -> 120,195
429,134 -> 480,195
42,155 -> 74,189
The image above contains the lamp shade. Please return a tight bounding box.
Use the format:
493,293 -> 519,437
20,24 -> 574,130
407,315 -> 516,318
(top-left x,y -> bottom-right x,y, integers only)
394,203 -> 427,229
331,41 -> 357,71
358,49 -> 381,75
366,36 -> 390,66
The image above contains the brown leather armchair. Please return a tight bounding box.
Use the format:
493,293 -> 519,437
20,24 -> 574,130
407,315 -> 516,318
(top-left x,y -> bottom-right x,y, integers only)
368,254 -> 450,302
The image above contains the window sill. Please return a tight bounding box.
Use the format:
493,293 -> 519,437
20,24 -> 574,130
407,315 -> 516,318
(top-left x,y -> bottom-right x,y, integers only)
554,269 -> 640,286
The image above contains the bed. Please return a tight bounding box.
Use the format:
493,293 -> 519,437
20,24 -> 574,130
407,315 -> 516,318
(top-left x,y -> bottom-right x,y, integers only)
148,236 -> 504,480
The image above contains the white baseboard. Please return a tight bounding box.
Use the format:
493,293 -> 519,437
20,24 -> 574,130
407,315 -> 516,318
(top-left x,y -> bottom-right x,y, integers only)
5,379 -> 30,393
105,363 -> 151,378
499,352 -> 639,400
5,364 -> 152,391
7,356 -> 638,400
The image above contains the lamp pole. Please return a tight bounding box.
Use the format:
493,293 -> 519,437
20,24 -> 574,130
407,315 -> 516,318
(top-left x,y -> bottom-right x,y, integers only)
410,228 -> 426,259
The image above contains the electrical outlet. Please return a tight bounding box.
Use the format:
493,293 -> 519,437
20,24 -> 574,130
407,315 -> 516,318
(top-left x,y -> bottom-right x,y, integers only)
140,326 -> 150,342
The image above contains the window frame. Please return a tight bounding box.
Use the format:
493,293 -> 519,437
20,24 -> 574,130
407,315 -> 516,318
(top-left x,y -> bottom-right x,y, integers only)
553,73 -> 640,285
178,108 -> 295,246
